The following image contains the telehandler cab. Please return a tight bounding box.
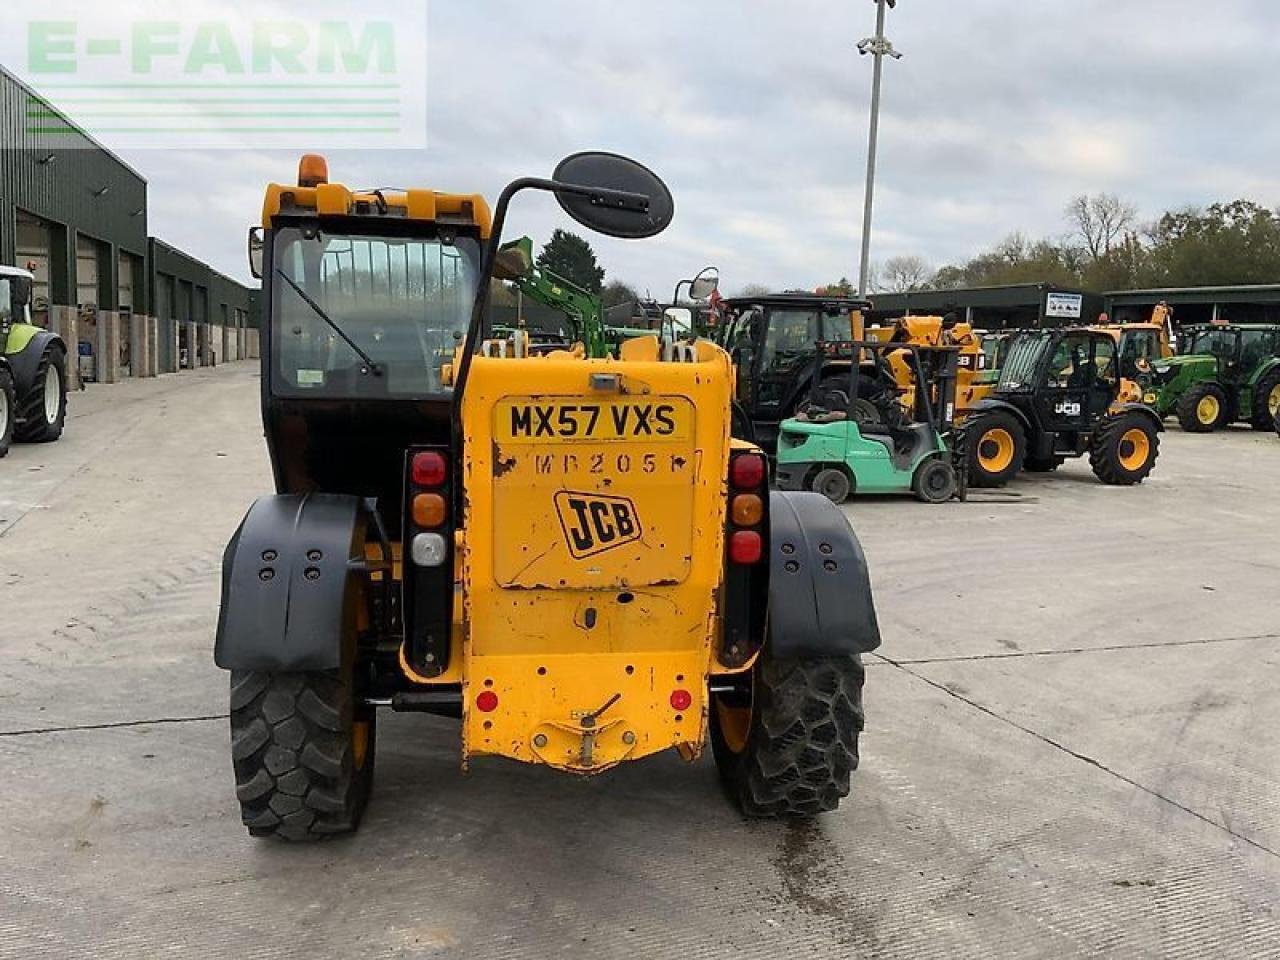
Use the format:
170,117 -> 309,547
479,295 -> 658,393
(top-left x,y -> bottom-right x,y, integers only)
961,328 -> 1162,487
215,154 -> 881,839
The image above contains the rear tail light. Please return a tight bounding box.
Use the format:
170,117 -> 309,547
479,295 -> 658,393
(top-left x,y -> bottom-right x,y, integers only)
476,690 -> 499,713
412,451 -> 448,487
670,689 -> 693,712
729,530 -> 762,565
730,452 -> 766,489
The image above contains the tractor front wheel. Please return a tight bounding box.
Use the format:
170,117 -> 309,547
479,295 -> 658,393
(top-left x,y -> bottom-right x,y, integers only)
0,366 -> 16,458
710,652 -> 865,817
1176,382 -> 1228,433
15,347 -> 67,443
1089,413 -> 1160,485
1250,370 -> 1280,431
965,412 -> 1025,487
229,669 -> 375,840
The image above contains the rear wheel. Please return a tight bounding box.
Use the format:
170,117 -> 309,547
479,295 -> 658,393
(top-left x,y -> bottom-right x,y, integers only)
710,652 -> 865,817
809,467 -> 852,504
1089,412 -> 1160,485
965,412 -> 1025,487
1250,370 -> 1280,431
1176,382 -> 1228,433
229,669 -> 375,840
0,366 -> 15,458
15,347 -> 67,443
912,457 -> 957,503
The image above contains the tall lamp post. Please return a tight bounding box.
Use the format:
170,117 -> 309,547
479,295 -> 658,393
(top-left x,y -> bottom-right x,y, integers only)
856,0 -> 902,297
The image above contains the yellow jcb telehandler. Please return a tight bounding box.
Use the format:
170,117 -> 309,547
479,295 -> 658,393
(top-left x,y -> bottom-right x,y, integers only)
214,153 -> 882,838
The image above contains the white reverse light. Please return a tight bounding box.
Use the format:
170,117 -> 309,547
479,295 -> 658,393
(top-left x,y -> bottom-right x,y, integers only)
411,533 -> 448,567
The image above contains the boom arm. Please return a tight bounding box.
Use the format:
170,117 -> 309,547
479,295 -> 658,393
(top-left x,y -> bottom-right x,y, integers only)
500,237 -> 609,357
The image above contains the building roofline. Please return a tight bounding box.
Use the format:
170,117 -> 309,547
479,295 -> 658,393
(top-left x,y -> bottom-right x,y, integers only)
1103,284 -> 1280,297
1,64 -> 149,185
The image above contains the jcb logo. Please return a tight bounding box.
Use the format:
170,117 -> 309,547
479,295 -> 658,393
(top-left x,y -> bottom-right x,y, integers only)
1054,400 -> 1082,416
554,492 -> 642,559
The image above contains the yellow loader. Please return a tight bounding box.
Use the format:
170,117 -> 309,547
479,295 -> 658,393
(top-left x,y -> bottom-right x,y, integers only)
214,154 -> 881,838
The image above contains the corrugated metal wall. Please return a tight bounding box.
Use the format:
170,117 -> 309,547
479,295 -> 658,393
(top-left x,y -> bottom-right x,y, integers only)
0,66 -> 148,310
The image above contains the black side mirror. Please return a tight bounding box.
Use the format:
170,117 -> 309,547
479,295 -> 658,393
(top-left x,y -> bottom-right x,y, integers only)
11,276 -> 32,308
552,152 -> 674,239
248,227 -> 265,280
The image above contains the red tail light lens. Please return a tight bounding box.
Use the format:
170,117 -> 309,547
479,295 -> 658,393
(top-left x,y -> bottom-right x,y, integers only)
476,690 -> 499,713
412,451 -> 448,487
730,453 -> 766,490
729,530 -> 763,565
670,689 -> 693,712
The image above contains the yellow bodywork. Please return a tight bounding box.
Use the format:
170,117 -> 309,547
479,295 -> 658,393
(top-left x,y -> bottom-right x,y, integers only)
437,336 -> 740,774
868,315 -> 994,415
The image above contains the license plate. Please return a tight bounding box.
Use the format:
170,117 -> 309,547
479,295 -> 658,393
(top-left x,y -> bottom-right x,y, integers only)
496,398 -> 693,443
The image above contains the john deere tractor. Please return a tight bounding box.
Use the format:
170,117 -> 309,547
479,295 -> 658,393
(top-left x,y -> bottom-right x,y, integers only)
961,328 -> 1162,487
1147,324 -> 1280,432
0,266 -> 68,456
214,154 -> 881,839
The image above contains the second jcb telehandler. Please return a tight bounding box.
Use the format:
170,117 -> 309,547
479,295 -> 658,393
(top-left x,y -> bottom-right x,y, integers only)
961,328 -> 1162,487
214,153 -> 881,839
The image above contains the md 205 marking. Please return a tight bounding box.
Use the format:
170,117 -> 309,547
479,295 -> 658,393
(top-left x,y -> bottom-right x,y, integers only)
554,491 -> 643,558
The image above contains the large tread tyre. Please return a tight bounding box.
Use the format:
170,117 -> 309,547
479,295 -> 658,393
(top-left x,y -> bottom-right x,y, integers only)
0,366 -> 15,458
1089,412 -> 1160,485
965,411 -> 1025,487
1175,381 -> 1227,433
230,670 -> 375,840
15,347 -> 67,443
1250,370 -> 1280,431
711,654 -> 865,818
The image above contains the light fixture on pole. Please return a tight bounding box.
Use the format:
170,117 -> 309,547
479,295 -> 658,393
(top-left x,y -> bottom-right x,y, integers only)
856,0 -> 902,298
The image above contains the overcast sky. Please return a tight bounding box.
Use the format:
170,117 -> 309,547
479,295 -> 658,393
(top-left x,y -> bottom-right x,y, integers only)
15,0 -> 1280,295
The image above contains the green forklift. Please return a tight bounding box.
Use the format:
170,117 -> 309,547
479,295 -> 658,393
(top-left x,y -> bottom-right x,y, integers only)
775,341 -> 963,504
0,266 -> 68,457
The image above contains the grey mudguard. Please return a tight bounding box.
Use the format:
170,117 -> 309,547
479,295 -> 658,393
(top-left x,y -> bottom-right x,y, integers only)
767,491 -> 881,658
214,493 -> 365,671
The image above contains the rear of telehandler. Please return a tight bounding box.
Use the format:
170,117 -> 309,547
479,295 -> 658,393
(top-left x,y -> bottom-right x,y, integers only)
214,154 -> 882,838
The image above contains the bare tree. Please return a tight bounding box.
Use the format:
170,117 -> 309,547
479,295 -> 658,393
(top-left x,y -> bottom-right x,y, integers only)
734,283 -> 774,297
1067,193 -> 1138,260
877,255 -> 934,293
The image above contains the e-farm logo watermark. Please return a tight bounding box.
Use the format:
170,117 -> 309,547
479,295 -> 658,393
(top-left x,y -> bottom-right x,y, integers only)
9,2 -> 426,149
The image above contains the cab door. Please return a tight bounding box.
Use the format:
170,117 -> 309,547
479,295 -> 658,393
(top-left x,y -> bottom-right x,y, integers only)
1037,331 -> 1107,433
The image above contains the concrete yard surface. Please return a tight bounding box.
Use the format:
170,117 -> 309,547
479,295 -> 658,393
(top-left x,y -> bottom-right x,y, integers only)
1,362 -> 1278,959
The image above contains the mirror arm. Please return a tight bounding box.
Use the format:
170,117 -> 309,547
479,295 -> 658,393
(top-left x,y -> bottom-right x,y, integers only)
453,178 -> 651,410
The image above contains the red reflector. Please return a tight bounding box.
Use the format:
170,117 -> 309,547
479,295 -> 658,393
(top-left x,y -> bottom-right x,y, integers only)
670,689 -> 692,712
476,690 -> 499,713
730,453 -> 766,489
412,451 -> 448,487
729,530 -> 763,565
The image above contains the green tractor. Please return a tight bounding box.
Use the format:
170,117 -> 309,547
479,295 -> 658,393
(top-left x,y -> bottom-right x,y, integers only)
1146,324 -> 1280,432
775,341 -> 963,504
0,266 -> 68,457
